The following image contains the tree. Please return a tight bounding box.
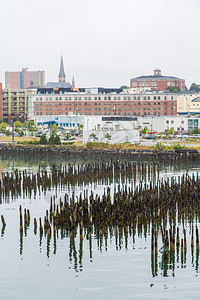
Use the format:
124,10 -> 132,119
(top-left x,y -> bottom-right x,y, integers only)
49,133 -> 55,144
89,133 -> 98,142
166,127 -> 175,135
104,133 -> 111,143
0,123 -> 7,133
54,134 -> 61,145
51,123 -> 57,135
189,83 -> 199,92
14,121 -> 22,128
165,86 -> 180,93
78,124 -> 83,131
141,127 -> 148,134
49,124 -> 58,144
120,85 -> 129,89
40,134 -> 48,145
25,120 -> 36,132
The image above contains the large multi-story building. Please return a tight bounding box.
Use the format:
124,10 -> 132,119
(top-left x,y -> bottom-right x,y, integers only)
130,69 -> 185,91
28,88 -> 177,119
0,83 -> 2,119
177,93 -> 200,115
2,89 -> 36,123
5,68 -> 45,89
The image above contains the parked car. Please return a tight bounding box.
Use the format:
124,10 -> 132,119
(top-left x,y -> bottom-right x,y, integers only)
35,132 -> 45,137
145,134 -> 154,139
177,134 -> 189,139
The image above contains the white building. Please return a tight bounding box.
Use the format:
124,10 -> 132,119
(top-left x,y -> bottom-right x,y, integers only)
83,116 -> 139,144
136,116 -> 200,133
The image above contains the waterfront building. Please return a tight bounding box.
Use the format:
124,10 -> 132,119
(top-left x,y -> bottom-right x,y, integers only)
2,88 -> 37,123
35,114 -> 83,129
29,88 -> 177,118
84,115 -> 200,134
5,68 -> 45,89
130,69 -> 185,91
83,115 -> 139,144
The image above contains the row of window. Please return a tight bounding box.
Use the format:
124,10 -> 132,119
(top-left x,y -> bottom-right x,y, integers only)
35,101 -> 175,107
35,95 -> 175,101
35,111 -> 174,117
166,120 -> 185,124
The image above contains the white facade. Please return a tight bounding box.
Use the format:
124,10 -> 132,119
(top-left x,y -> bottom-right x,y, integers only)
83,115 -> 200,134
136,116 -> 200,133
84,115 -> 137,131
83,116 -> 139,143
83,129 -> 139,144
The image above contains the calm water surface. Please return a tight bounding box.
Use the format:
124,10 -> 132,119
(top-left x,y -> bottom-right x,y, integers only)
0,154 -> 200,300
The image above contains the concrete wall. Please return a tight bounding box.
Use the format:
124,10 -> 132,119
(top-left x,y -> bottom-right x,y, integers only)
83,129 -> 139,144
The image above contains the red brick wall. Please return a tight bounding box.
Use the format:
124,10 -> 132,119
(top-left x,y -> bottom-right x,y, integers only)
130,78 -> 185,91
34,98 -> 177,117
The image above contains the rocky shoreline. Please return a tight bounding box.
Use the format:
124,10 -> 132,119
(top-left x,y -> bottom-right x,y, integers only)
0,144 -> 199,161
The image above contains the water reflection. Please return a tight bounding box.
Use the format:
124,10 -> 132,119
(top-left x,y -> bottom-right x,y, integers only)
16,172 -> 200,277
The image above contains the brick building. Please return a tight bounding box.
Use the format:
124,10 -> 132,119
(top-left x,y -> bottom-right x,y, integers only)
0,83 -> 2,119
28,88 -> 177,119
5,68 -> 45,89
130,69 -> 185,91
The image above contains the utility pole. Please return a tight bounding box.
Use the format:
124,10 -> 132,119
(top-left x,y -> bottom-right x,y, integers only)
11,121 -> 14,144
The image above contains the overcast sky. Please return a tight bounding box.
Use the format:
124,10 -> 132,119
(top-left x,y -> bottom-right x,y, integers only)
0,0 -> 199,88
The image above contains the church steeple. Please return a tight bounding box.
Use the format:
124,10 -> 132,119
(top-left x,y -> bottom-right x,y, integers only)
72,75 -> 75,89
58,55 -> 66,82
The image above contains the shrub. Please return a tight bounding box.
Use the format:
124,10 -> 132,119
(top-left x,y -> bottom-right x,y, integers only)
17,140 -> 40,145
65,133 -> 71,140
173,143 -> 185,150
155,142 -> 165,150
5,130 -> 11,136
19,130 -> 24,137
